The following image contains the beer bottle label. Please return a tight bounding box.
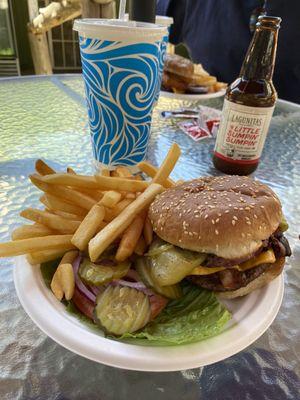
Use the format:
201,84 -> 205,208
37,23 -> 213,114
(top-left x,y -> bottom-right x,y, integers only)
214,99 -> 275,164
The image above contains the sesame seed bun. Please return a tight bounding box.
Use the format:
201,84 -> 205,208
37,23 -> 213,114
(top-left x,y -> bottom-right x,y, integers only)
164,54 -> 194,80
217,257 -> 285,298
148,176 -> 282,260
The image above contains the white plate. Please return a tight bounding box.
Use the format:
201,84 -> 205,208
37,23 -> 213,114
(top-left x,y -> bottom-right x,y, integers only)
160,89 -> 226,101
14,255 -> 283,371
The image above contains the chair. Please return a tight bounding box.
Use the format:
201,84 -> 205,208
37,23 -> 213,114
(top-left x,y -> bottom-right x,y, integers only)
27,0 -> 116,75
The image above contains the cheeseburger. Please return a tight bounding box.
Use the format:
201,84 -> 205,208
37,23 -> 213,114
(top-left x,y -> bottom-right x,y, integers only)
148,176 -> 291,298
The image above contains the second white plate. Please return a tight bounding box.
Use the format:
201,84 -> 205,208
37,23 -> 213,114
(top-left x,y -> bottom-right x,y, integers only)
160,89 -> 226,101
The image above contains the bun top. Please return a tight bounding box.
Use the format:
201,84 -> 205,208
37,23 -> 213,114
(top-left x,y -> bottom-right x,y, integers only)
148,176 -> 282,259
164,54 -> 194,78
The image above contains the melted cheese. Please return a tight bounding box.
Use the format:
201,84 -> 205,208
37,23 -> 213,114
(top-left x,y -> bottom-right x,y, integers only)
237,249 -> 276,271
189,266 -> 226,276
190,249 -> 275,276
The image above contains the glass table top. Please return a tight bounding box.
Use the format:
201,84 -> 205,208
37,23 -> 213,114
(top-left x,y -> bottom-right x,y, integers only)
0,75 -> 299,400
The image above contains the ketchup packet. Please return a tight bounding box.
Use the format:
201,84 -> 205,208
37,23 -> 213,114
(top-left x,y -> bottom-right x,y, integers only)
178,120 -> 211,142
206,119 -> 220,137
160,106 -> 221,141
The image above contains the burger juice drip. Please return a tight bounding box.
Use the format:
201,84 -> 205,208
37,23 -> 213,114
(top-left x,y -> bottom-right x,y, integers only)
213,16 -> 281,175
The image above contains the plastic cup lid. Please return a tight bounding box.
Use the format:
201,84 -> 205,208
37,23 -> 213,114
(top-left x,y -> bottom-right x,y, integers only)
73,19 -> 168,41
155,15 -> 174,26
124,14 -> 173,27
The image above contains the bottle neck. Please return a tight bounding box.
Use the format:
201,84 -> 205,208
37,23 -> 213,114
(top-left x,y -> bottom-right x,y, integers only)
240,26 -> 278,81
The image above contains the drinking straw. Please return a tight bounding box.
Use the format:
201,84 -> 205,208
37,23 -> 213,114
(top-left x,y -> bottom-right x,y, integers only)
119,0 -> 126,20
129,0 -> 156,23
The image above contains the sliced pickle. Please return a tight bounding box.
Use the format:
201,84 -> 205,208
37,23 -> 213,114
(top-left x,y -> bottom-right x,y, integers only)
279,215 -> 289,232
135,257 -> 182,299
112,262 -> 131,280
79,258 -> 130,286
95,286 -> 151,335
145,238 -> 174,257
150,242 -> 206,286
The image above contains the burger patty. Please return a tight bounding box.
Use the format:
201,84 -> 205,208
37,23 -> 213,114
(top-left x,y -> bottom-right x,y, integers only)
188,262 -> 273,292
204,232 -> 291,268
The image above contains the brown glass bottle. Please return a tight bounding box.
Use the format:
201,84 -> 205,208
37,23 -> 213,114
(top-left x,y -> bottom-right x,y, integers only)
213,16 -> 281,175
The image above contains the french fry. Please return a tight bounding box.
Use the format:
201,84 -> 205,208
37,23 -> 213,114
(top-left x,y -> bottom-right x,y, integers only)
39,195 -> 51,210
99,191 -> 122,208
12,224 -> 55,240
143,217 -> 153,246
193,75 -> 217,87
89,183 -> 163,261
0,235 -> 75,257
52,210 -> 84,221
71,204 -> 105,251
119,190 -> 128,199
67,167 -> 104,201
41,194 -> 87,217
104,199 -> 134,222
214,82 -> 227,92
30,174 -> 97,211
67,167 -> 76,174
80,190 -> 104,202
27,249 -> 67,265
137,161 -> 175,188
20,208 -> 81,234
116,212 -> 146,261
51,270 -> 63,300
39,173 -> 101,188
125,192 -> 136,199
100,168 -> 110,177
51,261 -> 75,301
111,166 -> 132,178
50,250 -> 77,301
41,173 -> 150,192
134,235 -> 147,256
133,174 -> 143,181
58,250 -> 78,265
35,159 -> 55,175
152,143 -> 181,186
60,263 -> 75,300
93,174 -> 151,192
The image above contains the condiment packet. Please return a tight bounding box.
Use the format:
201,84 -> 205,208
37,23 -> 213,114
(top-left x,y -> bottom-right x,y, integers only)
206,119 -> 220,138
178,120 -> 211,141
160,109 -> 199,119
160,106 -> 221,141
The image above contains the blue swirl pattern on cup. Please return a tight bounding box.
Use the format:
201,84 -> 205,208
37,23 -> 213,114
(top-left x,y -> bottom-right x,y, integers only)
79,36 -> 161,166
154,34 -> 168,103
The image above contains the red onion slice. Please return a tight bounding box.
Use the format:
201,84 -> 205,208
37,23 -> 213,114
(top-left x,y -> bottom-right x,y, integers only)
87,284 -> 104,297
72,255 -> 96,303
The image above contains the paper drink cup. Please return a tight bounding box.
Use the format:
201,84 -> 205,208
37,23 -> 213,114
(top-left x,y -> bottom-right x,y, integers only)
74,19 -> 167,170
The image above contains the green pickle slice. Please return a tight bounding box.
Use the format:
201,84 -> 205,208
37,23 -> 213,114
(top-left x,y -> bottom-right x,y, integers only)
145,238 -> 173,257
148,239 -> 206,286
95,286 -> 151,335
79,258 -> 130,286
135,257 -> 182,299
279,215 -> 289,232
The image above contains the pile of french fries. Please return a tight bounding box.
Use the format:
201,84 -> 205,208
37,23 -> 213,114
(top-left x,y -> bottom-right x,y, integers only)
0,144 -> 181,301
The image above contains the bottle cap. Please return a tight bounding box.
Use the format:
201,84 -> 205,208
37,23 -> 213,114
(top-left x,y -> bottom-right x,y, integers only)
257,16 -> 282,29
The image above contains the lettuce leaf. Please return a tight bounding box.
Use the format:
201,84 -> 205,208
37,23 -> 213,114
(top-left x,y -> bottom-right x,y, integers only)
116,284 -> 231,345
40,259 -> 61,288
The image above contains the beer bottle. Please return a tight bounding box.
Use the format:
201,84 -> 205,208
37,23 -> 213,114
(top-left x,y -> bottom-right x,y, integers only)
213,16 -> 281,175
